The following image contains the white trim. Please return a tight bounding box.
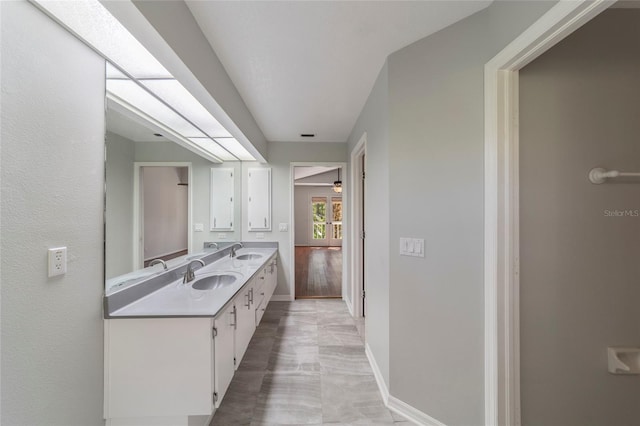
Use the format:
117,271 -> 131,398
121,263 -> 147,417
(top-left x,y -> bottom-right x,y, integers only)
289,162 -> 347,301
365,343 -> 389,405
365,343 -> 446,426
270,295 -> 293,302
387,395 -> 447,426
484,2 -> 611,425
133,162 -> 193,270
349,133 -> 366,318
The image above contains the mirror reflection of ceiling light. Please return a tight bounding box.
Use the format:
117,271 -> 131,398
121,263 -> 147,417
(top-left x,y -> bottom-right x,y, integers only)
33,0 -> 255,162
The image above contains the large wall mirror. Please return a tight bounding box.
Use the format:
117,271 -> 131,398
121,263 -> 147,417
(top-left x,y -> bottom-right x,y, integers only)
104,62 -> 244,292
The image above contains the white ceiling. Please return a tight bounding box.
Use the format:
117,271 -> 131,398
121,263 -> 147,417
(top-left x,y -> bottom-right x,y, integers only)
186,1 -> 492,143
294,166 -> 340,181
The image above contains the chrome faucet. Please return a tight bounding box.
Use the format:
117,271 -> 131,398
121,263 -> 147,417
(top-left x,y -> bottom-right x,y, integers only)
229,242 -> 244,258
149,259 -> 167,271
206,242 -> 219,249
183,259 -> 205,284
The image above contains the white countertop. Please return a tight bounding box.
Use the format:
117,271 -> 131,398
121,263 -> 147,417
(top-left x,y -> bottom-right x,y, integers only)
109,248 -> 277,318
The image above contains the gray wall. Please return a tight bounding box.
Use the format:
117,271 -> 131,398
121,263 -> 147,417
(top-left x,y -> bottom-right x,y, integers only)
346,1 -> 557,423
142,166 -> 189,260
519,9 -> 640,426
1,1 -> 105,425
347,62 -> 391,384
106,131 -> 134,279
294,186 -> 343,246
134,141 -> 243,250
387,3 -> 556,423
243,142 -> 347,298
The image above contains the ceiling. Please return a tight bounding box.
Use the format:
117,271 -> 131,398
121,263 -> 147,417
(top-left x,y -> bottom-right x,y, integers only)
185,1 -> 492,143
106,106 -> 170,143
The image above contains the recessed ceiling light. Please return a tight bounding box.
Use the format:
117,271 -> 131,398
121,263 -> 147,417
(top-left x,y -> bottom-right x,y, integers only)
300,134 -> 315,138
153,133 -> 163,137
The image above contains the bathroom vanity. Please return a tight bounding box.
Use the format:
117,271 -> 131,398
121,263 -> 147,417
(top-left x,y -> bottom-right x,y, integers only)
103,243 -> 278,426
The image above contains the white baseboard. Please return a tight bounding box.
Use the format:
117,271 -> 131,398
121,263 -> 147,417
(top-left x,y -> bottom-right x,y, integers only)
345,296 -> 354,316
270,295 -> 293,302
365,344 -> 389,405
387,395 -> 447,426
364,344 -> 447,426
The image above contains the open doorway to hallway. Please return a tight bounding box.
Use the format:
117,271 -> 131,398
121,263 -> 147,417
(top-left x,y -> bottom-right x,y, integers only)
293,166 -> 343,298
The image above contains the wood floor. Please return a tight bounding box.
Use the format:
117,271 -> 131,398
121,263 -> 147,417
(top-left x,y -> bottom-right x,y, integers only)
295,246 -> 342,298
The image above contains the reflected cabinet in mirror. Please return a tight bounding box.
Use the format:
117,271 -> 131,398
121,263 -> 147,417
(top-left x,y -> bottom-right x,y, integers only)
104,62 -> 243,293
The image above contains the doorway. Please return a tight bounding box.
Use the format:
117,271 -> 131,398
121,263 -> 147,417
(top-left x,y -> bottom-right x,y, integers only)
293,165 -> 344,299
133,162 -> 192,269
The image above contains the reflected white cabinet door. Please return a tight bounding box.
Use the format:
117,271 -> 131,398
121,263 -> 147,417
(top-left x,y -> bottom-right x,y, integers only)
247,168 -> 271,231
210,168 -> 234,230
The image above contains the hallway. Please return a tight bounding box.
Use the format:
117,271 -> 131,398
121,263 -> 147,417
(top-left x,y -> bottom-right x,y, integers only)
210,299 -> 408,425
295,247 -> 342,298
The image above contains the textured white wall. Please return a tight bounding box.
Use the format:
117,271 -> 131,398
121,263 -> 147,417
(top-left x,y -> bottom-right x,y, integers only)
520,9 -> 640,426
1,1 -> 105,424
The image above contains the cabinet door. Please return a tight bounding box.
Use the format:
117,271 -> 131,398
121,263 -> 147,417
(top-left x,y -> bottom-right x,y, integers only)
234,280 -> 256,368
247,168 -> 271,231
254,270 -> 266,325
210,168 -> 234,230
214,303 -> 236,407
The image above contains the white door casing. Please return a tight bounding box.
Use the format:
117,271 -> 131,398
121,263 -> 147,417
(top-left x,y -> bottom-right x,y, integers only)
483,2 -> 611,425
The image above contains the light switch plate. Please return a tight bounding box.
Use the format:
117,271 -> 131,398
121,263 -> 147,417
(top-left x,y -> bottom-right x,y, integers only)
279,223 -> 288,232
218,233 -> 227,239
256,233 -> 265,239
194,223 -> 204,232
400,238 -> 425,257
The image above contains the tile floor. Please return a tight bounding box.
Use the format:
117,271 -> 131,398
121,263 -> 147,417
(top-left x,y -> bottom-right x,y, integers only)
210,299 -> 409,425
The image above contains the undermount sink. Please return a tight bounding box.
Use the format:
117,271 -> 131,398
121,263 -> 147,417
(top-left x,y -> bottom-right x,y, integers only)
236,253 -> 263,261
191,274 -> 237,291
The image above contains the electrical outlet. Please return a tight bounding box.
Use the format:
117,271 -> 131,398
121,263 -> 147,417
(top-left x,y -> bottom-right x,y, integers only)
48,247 -> 67,277
218,233 -> 227,239
256,233 -> 265,239
194,223 -> 204,232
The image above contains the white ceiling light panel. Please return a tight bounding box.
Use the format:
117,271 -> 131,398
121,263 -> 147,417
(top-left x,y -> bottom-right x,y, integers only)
214,138 -> 255,161
107,80 -> 205,138
188,138 -> 238,161
34,0 -> 172,79
141,80 -> 232,139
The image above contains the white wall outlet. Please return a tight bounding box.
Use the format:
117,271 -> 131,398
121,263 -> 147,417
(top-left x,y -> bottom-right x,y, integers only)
217,233 -> 227,239
48,247 -> 67,277
194,223 -> 204,232
279,223 -> 288,232
256,233 -> 265,239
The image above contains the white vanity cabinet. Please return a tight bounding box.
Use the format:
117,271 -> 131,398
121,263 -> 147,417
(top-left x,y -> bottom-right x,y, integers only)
247,168 -> 271,231
213,302 -> 236,408
104,318 -> 215,425
234,278 -> 256,368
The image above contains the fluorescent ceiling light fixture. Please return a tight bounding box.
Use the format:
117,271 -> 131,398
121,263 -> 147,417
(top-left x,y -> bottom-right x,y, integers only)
214,138 -> 255,161
107,79 -> 205,138
33,0 -> 171,79
141,80 -> 232,138
106,63 -> 127,79
188,138 -> 237,162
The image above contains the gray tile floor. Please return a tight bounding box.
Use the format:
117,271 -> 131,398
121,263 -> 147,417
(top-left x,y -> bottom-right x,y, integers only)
210,299 -> 409,425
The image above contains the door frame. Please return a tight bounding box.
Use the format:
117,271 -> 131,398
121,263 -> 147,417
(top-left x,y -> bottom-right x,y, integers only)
133,162 -> 193,269
483,2 -> 610,425
290,161 -> 348,301
350,133 -> 366,318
